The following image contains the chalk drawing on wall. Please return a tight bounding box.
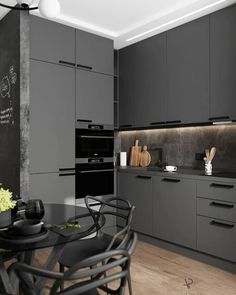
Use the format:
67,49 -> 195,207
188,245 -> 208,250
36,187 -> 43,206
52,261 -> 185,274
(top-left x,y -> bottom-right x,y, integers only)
0,65 -> 17,126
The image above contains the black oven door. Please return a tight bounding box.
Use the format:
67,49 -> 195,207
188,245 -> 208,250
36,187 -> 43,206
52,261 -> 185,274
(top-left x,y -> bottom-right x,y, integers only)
76,129 -> 114,158
76,162 -> 114,199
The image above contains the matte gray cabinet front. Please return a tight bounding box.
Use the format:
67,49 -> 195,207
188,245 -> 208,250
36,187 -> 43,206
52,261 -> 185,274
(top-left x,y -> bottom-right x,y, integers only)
76,30 -> 113,75
166,16 -> 209,124
30,15 -> 75,65
29,173 -> 75,205
76,69 -> 114,125
119,33 -> 167,128
30,60 -> 75,173
118,172 -> 153,235
210,5 -> 236,121
153,176 -> 196,249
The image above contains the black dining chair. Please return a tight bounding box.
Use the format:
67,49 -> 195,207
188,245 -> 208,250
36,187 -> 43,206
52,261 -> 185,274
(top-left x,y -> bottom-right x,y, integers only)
59,196 -> 135,294
9,232 -> 138,295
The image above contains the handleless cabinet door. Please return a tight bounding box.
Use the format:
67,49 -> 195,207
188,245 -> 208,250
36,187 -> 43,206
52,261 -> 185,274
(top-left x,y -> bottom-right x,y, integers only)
76,69 -> 114,125
119,33 -> 167,128
76,29 -> 113,75
153,176 -> 196,249
167,16 -> 209,124
118,172 -> 153,235
29,173 -> 75,205
30,15 -> 75,65
210,5 -> 236,120
30,60 -> 75,173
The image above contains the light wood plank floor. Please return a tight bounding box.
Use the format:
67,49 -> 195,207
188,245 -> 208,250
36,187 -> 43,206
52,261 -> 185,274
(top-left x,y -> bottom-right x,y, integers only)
25,241 -> 236,294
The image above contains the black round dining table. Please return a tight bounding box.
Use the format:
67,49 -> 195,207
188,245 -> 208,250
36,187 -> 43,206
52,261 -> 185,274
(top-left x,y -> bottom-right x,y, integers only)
0,203 -> 104,295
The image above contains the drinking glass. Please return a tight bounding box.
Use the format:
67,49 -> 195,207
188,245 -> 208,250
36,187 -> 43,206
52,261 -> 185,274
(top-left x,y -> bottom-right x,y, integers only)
25,199 -> 45,220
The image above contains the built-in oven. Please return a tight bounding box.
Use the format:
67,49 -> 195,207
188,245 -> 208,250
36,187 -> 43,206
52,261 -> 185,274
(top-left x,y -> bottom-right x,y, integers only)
76,128 -> 114,159
76,160 -> 114,199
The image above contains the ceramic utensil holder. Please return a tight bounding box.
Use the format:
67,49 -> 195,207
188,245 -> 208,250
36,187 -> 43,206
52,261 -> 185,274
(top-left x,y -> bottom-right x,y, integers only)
205,162 -> 212,176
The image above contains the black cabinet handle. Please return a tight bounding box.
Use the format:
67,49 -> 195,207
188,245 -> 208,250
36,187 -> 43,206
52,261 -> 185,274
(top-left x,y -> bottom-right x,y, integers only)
77,64 -> 93,70
162,178 -> 181,183
77,119 -> 93,123
166,120 -> 182,124
208,116 -> 230,121
59,173 -> 76,176
210,220 -> 234,229
59,60 -> 75,67
149,121 -> 165,126
211,183 -> 234,189
210,202 -> 234,209
59,168 -> 75,172
120,124 -> 132,128
136,175 -> 152,180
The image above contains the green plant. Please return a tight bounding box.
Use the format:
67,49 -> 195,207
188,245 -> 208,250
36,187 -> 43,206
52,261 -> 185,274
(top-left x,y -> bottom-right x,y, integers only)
0,184 -> 16,213
58,222 -> 81,230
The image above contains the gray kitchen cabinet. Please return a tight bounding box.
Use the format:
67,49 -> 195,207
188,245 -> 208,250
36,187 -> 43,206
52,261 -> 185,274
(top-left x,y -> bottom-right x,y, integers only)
30,60 -> 75,173
153,176 -> 196,249
119,33 -> 167,128
210,5 -> 236,121
29,173 -> 75,205
76,69 -> 114,126
118,172 -> 153,235
197,215 -> 236,262
166,16 -> 209,124
30,15 -> 75,65
76,29 -> 113,75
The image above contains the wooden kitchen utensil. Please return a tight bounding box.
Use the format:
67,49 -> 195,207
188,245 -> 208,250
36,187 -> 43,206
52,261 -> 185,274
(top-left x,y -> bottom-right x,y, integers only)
129,140 -> 141,166
139,145 -> 151,167
205,149 -> 210,161
209,147 -> 216,162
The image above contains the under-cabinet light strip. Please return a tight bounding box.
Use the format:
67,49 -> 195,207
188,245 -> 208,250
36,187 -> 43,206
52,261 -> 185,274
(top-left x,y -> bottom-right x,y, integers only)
126,0 -> 227,42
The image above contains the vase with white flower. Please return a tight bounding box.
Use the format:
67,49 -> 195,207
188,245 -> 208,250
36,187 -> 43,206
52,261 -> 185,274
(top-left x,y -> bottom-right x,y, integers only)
0,185 -> 16,228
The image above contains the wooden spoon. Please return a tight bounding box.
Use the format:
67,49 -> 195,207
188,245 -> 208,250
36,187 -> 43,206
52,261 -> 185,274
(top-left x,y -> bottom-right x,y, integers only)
205,149 -> 210,161
209,147 -> 216,162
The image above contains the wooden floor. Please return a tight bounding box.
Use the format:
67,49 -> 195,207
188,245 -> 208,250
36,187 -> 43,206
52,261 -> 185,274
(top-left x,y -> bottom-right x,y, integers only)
31,241 -> 236,294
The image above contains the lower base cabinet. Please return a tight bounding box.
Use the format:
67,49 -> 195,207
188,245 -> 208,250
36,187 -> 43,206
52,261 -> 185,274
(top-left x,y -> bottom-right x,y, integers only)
197,216 -> 236,262
29,173 -> 75,205
153,176 -> 196,249
118,172 -> 153,235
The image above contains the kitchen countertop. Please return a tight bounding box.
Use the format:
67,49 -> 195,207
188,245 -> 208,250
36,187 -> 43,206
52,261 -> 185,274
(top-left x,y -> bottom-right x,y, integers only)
116,166 -> 236,182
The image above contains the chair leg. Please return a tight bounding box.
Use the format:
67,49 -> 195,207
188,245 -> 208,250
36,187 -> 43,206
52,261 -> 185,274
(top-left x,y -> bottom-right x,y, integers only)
59,264 -> 64,291
127,271 -> 133,295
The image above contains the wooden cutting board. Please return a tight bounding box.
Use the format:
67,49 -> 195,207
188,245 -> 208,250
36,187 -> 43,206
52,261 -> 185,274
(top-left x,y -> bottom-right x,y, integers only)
139,146 -> 151,167
129,140 -> 141,166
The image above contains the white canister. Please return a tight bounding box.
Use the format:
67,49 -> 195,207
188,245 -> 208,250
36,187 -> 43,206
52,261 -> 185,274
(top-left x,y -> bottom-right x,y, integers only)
120,152 -> 127,167
205,162 -> 212,175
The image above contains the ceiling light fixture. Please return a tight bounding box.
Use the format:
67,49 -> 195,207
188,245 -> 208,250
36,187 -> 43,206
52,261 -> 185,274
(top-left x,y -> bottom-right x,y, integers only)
0,0 -> 61,18
126,0 -> 227,42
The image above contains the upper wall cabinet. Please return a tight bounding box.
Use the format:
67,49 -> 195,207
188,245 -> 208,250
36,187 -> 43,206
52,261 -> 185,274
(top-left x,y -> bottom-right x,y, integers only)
76,69 -> 114,126
210,5 -> 236,121
166,16 -> 209,124
30,15 -> 75,65
76,30 -> 113,75
119,33 -> 167,128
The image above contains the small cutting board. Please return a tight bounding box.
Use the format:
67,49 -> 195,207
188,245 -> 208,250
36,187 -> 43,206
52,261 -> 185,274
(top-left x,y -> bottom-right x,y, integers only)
139,146 -> 151,167
129,140 -> 141,166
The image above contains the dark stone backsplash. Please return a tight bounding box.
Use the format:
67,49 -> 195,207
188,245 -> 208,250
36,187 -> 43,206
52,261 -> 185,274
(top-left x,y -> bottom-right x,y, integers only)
116,125 -> 236,171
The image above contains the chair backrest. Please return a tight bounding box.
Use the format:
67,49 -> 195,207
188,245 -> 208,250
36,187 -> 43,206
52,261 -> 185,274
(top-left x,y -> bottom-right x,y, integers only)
85,196 -> 135,250
10,230 -> 138,295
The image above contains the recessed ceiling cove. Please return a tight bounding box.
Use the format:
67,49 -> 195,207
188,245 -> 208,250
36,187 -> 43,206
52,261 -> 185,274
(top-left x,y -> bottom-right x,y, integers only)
0,0 -> 236,48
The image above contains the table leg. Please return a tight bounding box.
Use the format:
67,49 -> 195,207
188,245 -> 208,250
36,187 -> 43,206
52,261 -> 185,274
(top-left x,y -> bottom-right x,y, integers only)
35,244 -> 66,292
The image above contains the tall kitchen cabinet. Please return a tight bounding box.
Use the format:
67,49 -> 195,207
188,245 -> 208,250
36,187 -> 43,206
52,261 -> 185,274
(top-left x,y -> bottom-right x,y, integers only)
166,16 -> 209,124
29,15 -> 114,204
119,33 -> 166,129
210,5 -> 236,121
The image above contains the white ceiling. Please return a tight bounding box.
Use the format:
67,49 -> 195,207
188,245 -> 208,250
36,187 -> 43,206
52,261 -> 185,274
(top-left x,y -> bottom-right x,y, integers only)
0,0 -> 236,48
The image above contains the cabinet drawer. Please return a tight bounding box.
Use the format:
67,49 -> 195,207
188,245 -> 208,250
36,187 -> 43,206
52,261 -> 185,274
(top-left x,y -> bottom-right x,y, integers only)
197,180 -> 236,202
197,198 -> 236,222
197,216 -> 236,262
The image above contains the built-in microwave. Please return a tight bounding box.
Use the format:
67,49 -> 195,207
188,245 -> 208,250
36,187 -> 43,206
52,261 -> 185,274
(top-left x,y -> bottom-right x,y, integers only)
76,128 -> 114,159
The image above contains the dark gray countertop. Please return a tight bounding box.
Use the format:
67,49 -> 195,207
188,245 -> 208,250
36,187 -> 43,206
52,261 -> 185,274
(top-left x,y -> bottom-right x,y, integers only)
116,166 -> 236,182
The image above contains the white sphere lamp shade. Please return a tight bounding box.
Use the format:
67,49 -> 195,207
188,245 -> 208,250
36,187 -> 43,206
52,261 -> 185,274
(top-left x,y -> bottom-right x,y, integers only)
38,0 -> 61,18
